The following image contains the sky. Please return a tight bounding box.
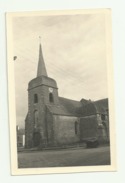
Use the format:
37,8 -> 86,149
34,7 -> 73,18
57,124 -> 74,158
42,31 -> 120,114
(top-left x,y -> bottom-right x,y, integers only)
12,12 -> 108,128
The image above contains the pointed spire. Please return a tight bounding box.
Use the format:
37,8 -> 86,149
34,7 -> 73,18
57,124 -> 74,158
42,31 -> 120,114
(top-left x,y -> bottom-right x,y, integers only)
37,37 -> 48,77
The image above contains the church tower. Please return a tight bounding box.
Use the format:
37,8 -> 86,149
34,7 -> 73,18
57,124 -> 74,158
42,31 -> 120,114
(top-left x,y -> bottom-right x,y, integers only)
25,41 -> 59,148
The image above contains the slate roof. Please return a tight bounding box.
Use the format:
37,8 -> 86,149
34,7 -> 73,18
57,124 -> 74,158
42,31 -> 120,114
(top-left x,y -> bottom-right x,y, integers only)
59,97 -> 83,116
80,98 -> 108,116
79,102 -> 97,116
93,98 -> 108,114
46,97 -> 83,116
47,97 -> 108,117
46,105 -> 72,116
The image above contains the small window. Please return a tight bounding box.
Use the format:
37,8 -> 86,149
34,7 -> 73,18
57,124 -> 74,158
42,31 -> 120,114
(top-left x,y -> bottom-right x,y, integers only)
49,93 -> 54,103
75,121 -> 79,135
34,94 -> 38,103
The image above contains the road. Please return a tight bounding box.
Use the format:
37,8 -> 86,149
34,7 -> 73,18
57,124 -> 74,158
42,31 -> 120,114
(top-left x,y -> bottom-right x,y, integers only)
18,146 -> 110,168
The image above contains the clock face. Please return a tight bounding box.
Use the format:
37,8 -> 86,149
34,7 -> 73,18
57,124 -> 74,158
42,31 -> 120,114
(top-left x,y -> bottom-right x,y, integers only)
49,87 -> 53,92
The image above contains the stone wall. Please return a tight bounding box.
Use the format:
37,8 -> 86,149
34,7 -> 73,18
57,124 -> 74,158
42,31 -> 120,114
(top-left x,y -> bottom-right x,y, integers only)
25,75 -> 60,148
96,114 -> 110,142
25,114 -> 34,148
79,115 -> 98,141
46,107 -> 54,146
28,85 -> 47,146
53,115 -> 80,146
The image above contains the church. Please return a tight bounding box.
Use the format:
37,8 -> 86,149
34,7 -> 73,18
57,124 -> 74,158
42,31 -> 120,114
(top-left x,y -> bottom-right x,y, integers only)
25,43 -> 109,149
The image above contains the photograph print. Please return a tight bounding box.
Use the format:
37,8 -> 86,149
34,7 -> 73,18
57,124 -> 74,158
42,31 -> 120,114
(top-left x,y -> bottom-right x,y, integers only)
6,9 -> 116,175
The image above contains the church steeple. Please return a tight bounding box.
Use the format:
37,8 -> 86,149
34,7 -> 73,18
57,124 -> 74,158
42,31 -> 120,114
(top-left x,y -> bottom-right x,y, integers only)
37,38 -> 48,77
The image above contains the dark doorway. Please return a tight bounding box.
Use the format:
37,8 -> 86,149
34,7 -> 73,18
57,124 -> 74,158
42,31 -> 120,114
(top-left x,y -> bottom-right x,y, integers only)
33,132 -> 41,147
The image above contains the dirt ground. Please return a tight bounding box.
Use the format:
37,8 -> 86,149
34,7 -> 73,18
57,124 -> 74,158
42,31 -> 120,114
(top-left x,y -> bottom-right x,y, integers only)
18,146 -> 110,168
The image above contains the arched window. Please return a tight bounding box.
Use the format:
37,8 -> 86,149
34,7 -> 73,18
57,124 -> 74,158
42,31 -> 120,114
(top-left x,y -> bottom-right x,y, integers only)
49,93 -> 54,103
75,121 -> 79,135
34,94 -> 38,103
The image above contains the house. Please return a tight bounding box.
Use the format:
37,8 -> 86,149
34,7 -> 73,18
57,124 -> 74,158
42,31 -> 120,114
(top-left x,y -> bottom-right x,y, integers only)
16,126 -> 25,147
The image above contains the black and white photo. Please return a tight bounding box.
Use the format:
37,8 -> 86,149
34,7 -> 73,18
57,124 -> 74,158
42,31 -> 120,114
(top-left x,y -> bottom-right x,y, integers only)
6,9 -> 116,175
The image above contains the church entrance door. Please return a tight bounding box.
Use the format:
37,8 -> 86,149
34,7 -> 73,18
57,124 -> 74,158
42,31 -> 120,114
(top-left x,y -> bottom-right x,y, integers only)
33,132 -> 41,147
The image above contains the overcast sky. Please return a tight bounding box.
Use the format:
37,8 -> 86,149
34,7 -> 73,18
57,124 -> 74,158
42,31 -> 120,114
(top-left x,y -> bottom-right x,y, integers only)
12,12 -> 108,128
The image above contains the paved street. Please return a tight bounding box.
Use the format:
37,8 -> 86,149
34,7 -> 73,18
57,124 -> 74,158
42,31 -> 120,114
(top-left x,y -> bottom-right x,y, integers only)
18,146 -> 110,168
